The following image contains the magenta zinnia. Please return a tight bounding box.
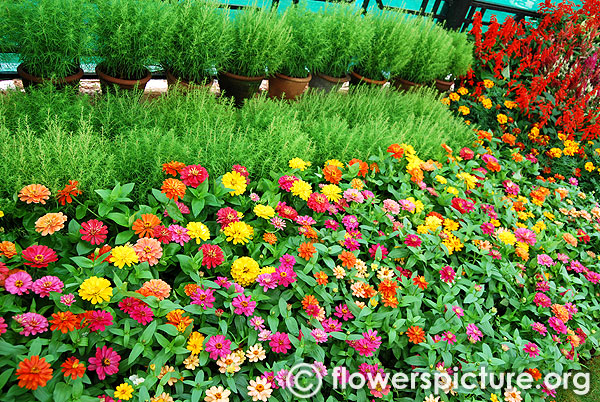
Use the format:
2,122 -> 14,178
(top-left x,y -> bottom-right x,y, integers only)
87,310 -> 114,332
5,271 -> 33,295
180,164 -> 209,188
269,332 -> 292,354
523,342 -> 540,358
22,245 -> 58,268
13,312 -> 48,336
232,294 -> 256,316
205,335 -> 232,360
32,276 -> 64,298
80,219 -> 108,245
88,346 -> 121,380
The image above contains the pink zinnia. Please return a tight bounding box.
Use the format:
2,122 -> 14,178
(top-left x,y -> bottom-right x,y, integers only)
279,253 -> 296,269
523,342 -> 540,358
249,316 -> 265,331
404,234 -> 422,247
343,189 -> 364,203
531,322 -> 548,336
275,369 -> 294,389
12,312 -> 48,336
22,245 -> 58,268
537,254 -> 555,267
334,304 -> 354,321
257,273 -> 277,292
452,305 -> 464,318
273,265 -> 297,287
87,310 -> 114,332
344,238 -> 360,251
534,292 -> 551,307
296,215 -> 316,226
362,329 -> 382,349
191,287 -> 216,310
442,331 -> 457,345
548,317 -> 568,334
480,223 -> 495,235
130,304 -> 154,325
354,338 -> 377,357
232,294 -> 256,316
270,217 -> 286,229
205,335 -> 232,360
466,323 -> 482,343
32,275 -> 64,297
399,199 -> 416,212
382,199 -> 400,215
368,244 -> 388,260
0,317 -> 7,335
258,330 -> 273,341
440,265 -> 456,283
179,164 -> 208,188
167,224 -> 190,246
311,328 -> 328,343
536,281 -> 550,292
5,271 -> 33,295
119,297 -> 142,314
80,219 -> 108,245
269,332 -> 292,354
324,220 -> 339,230
216,207 -> 240,229
60,293 -> 75,306
342,215 -> 359,230
514,227 -> 536,246
88,346 -> 120,380
278,175 -> 298,192
134,238 -> 163,266
307,193 -> 330,213
322,318 -> 342,333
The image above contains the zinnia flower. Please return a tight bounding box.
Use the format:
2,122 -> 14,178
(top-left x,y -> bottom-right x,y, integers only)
523,342 -> 540,358
87,310 -> 114,332
231,257 -> 260,286
168,224 -> 190,245
247,376 -> 272,402
199,244 -> 224,269
138,279 -> 171,300
187,332 -> 205,354
187,222 -> 210,243
205,386 -> 231,402
114,383 -> 134,400
232,294 -> 256,316
222,171 -> 247,196
134,238 -> 163,266
80,219 -> 108,245
205,335 -> 232,360
22,245 -> 58,268
180,164 -> 208,188
224,221 -> 254,245
78,276 -> 113,304
110,245 -> 139,269
35,212 -> 67,236
406,326 -> 425,344
56,180 -> 82,205
88,346 -> 120,380
61,356 -> 86,380
18,184 -> 50,204
50,311 -> 79,333
13,312 -> 48,336
32,275 -> 64,297
16,356 -> 53,390
5,271 -> 32,295
269,332 -> 291,354
404,234 -> 422,247
162,160 -> 186,176
132,214 -> 162,238
161,178 -> 186,201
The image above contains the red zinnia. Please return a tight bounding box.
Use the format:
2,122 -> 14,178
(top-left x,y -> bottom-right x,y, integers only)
80,219 -> 108,245
348,158 -> 369,177
88,245 -> 112,262
199,244 -> 224,269
180,164 -> 209,188
61,357 -> 86,380
404,235 -> 422,248
22,245 -> 58,268
153,225 -> 172,244
56,180 -> 82,205
16,356 -> 53,390
307,192 -> 330,213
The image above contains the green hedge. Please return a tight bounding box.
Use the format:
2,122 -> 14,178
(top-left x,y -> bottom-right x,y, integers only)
0,86 -> 472,202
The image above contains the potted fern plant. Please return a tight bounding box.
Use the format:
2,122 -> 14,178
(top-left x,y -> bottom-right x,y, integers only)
351,11 -> 417,87
268,4 -> 325,100
161,0 -> 232,91
219,6 -> 291,106
435,30 -> 474,92
309,4 -> 368,93
6,0 -> 87,89
93,0 -> 164,93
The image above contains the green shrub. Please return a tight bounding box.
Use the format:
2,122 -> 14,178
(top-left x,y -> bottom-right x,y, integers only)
4,0 -> 88,78
277,4 -> 327,78
222,6 -> 291,77
311,4 -> 368,78
161,0 -> 232,82
92,0 -> 165,79
357,11 -> 418,81
448,30 -> 475,78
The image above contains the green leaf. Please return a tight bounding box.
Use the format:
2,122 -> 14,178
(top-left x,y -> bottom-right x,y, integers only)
71,256 -> 94,268
129,343 -> 145,364
192,198 -> 205,217
53,382 -> 72,401
115,230 -> 135,245
166,202 -> 184,222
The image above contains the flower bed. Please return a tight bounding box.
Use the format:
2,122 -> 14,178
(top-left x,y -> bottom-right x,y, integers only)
1,124 -> 599,401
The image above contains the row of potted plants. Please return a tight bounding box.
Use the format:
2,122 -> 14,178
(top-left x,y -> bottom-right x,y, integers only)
0,0 -> 473,104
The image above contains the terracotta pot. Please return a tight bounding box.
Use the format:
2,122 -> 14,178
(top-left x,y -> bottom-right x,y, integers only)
350,71 -> 387,86
17,63 -> 84,91
267,73 -> 312,100
217,70 -> 264,107
96,65 -> 152,94
435,78 -> 453,92
309,72 -> 350,93
391,77 -> 422,92
166,70 -> 212,91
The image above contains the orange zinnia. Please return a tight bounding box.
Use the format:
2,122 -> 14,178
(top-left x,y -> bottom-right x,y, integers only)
16,356 -> 53,390
298,242 -> 316,260
412,276 -> 428,290
161,178 -> 186,201
387,144 -> 404,159
348,158 -> 369,177
323,165 -> 342,184
263,233 -> 277,245
18,184 -> 51,204
61,357 -> 86,380
350,178 -> 364,190
378,279 -> 398,299
0,241 -> 17,258
301,294 -> 319,309
314,271 -> 328,285
56,180 -> 82,205
166,309 -> 194,331
138,279 -> 171,300
50,311 -> 79,333
370,162 -> 380,173
132,214 -> 162,238
526,368 -> 542,381
162,160 -> 186,176
382,295 -> 398,308
339,251 -> 356,269
35,212 -> 68,236
184,283 -> 199,296
406,326 -> 426,344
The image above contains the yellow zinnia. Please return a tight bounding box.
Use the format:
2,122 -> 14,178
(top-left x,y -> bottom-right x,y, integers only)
253,204 -> 275,220
114,383 -> 134,401
321,184 -> 342,202
230,256 -> 260,286
222,171 -> 247,196
187,222 -> 210,243
224,221 -> 254,245
289,157 -> 311,171
79,276 -> 113,304
290,180 -> 312,201
110,246 -> 138,269
187,332 -> 205,354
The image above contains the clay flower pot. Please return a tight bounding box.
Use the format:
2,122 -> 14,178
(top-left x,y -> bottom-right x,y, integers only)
268,73 -> 312,100
392,77 -> 422,92
95,65 -> 152,94
217,70 -> 264,107
17,64 -> 84,91
166,70 -> 212,92
350,71 -> 387,87
435,78 -> 453,92
309,72 -> 350,93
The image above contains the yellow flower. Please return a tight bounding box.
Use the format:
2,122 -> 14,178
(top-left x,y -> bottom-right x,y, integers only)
563,140 -> 580,156
504,100 -> 516,109
186,222 -> 210,243
548,148 -> 562,158
406,197 -> 424,214
481,98 -> 492,109
224,221 -> 254,245
289,157 -> 311,171
585,162 -> 595,172
498,230 -> 516,245
497,114 -> 508,124
543,212 -> 555,221
490,393 -> 499,402
321,184 -> 342,202
449,92 -> 460,102
440,97 -> 450,105
187,332 -> 205,354
424,216 -> 443,231
458,106 -> 470,115
260,266 -> 276,275
446,187 -> 459,195
253,204 -> 275,220
457,87 -> 468,95
456,172 -> 478,189
325,159 -> 344,168
222,171 -> 247,196
114,383 -> 134,401
483,79 -> 494,88
0,210 -> 3,218
79,276 -> 113,304
183,354 -> 199,370
110,245 -> 139,269
435,175 -> 447,184
490,219 -> 501,227
290,180 -> 312,201
230,256 -> 260,286
532,221 -> 546,233
443,219 -> 460,231
417,225 -> 429,234
442,232 -> 464,255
